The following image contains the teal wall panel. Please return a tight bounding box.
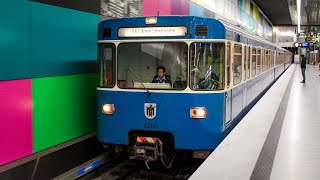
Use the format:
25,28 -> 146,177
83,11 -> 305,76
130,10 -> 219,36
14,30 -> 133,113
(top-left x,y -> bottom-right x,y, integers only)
0,1 -> 100,81
0,0 -> 30,80
30,2 -> 100,78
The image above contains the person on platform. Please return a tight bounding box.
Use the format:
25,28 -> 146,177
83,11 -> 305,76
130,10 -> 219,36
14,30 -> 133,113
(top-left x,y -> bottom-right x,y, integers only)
300,54 -> 306,83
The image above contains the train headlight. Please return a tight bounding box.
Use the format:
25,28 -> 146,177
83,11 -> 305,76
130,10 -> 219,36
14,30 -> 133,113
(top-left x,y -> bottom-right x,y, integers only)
190,107 -> 207,118
102,104 -> 115,114
145,17 -> 157,24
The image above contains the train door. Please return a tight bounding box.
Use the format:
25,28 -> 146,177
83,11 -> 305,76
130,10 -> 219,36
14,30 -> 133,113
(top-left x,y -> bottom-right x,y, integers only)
225,41 -> 232,126
231,42 -> 244,122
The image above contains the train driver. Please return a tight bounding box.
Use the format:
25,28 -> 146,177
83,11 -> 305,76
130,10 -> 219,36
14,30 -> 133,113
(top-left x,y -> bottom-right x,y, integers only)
152,65 -> 172,84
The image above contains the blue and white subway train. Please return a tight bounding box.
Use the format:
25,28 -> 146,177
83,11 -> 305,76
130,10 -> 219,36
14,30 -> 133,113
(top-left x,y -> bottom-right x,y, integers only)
96,16 -> 292,168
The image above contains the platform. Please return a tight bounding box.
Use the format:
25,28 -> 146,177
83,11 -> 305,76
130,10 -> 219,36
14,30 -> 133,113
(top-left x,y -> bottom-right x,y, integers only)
190,64 -> 320,180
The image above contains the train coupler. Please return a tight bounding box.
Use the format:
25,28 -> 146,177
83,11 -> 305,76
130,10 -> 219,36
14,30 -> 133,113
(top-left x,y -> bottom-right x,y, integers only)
129,136 -> 160,169
129,136 -> 176,169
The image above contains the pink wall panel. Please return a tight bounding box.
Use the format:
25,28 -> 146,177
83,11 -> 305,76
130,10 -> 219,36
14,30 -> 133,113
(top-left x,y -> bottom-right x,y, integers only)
0,79 -> 32,166
143,0 -> 171,15
143,0 -> 158,15
172,0 -> 190,15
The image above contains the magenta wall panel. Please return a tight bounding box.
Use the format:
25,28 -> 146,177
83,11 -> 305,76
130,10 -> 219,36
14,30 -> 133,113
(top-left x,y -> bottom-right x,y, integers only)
0,79 -> 32,166
143,0 -> 171,15
172,0 -> 189,15
143,0 -> 158,15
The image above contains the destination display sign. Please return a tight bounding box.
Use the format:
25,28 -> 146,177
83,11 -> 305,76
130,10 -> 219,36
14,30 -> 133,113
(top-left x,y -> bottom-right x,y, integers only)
118,27 -> 187,37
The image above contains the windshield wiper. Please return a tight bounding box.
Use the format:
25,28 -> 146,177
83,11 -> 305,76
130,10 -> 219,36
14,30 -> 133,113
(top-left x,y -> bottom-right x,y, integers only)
129,68 -> 151,96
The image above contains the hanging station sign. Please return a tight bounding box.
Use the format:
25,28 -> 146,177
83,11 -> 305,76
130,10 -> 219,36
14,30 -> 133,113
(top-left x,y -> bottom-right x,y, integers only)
296,42 -> 310,48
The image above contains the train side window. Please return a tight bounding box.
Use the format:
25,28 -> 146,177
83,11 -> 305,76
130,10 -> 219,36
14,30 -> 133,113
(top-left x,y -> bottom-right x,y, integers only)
247,46 -> 251,79
267,50 -> 271,70
271,51 -> 276,68
99,43 -> 115,87
270,51 -> 272,68
268,50 -> 271,70
256,48 -> 261,75
233,44 -> 242,85
261,49 -> 265,72
190,42 -> 225,90
227,43 -> 231,88
265,50 -> 268,71
268,50 -> 270,70
243,45 -> 247,80
251,48 -> 256,77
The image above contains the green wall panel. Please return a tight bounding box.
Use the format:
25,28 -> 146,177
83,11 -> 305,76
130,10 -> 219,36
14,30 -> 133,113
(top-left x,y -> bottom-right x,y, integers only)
33,73 -> 97,152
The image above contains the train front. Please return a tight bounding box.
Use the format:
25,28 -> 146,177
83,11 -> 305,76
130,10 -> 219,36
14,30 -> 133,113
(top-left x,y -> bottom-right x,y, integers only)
97,16 -> 227,167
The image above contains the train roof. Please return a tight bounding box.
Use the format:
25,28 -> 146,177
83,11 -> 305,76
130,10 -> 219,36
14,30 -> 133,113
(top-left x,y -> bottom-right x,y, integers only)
98,16 -> 290,53
98,16 -> 225,40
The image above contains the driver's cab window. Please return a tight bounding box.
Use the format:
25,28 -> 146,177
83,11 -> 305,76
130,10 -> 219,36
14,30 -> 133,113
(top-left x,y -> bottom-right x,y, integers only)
117,42 -> 188,90
190,42 -> 225,90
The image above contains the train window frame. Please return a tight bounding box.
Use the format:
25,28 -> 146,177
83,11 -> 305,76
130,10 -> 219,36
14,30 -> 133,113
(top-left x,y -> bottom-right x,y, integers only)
116,41 -> 189,91
256,47 -> 261,75
261,48 -> 264,73
233,43 -> 242,86
189,40 -> 226,91
271,50 -> 275,68
262,49 -> 266,72
266,49 -> 268,71
251,47 -> 257,78
277,52 -> 281,65
243,44 -> 248,81
247,45 -> 252,80
268,50 -> 271,70
98,43 -> 116,88
226,41 -> 231,89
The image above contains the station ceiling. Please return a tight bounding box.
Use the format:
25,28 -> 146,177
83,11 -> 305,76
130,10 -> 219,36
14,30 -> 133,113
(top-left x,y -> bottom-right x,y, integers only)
253,0 -> 292,26
254,0 -> 320,27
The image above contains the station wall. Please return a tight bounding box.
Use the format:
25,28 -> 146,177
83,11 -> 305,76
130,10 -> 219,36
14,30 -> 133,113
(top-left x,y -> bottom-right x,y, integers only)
101,0 -> 273,40
0,0 -> 99,166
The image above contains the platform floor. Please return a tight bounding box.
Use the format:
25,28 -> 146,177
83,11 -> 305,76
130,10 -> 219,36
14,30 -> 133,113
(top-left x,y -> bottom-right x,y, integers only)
270,65 -> 320,180
190,64 -> 320,180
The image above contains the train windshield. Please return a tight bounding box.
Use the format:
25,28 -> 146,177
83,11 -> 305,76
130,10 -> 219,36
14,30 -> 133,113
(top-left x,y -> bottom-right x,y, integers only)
190,42 -> 225,90
117,42 -> 188,90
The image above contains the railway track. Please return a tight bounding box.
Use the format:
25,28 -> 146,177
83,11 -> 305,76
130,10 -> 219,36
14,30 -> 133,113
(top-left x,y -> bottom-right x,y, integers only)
79,152 -> 204,180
